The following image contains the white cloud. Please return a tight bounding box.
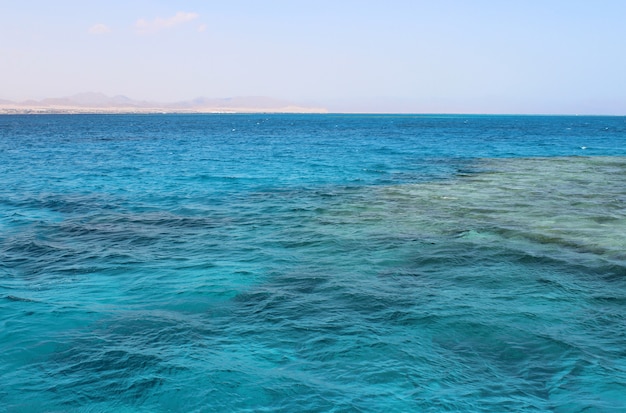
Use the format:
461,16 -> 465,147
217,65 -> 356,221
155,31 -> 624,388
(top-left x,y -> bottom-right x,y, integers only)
135,11 -> 199,34
88,23 -> 111,35
197,24 -> 208,33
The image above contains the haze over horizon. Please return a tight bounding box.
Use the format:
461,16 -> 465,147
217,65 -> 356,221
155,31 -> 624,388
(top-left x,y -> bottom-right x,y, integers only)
2,1 -> 626,114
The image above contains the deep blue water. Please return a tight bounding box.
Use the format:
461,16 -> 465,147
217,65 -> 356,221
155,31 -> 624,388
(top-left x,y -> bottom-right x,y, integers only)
1,114 -> 625,412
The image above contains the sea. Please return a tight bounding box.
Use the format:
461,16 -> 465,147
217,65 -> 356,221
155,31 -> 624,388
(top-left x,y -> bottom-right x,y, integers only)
1,114 -> 625,412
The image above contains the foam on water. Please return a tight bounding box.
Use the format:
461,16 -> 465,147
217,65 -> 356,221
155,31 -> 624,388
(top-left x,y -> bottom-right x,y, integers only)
1,115 -> 625,412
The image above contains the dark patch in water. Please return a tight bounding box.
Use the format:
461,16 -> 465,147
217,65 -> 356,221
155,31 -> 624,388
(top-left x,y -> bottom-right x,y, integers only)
5,295 -> 37,303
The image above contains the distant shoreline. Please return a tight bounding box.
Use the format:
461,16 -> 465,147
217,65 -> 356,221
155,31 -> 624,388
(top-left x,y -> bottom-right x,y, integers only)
2,93 -> 624,116
0,105 -> 328,115
1,108 -> 622,116
0,93 -> 328,115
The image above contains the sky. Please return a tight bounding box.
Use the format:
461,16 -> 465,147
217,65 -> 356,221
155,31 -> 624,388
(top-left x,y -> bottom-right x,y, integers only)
1,0 -> 626,114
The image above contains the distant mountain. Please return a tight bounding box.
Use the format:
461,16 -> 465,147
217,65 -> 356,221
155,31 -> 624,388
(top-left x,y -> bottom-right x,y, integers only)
66,92 -> 136,106
0,93 -> 327,114
38,92 -> 144,108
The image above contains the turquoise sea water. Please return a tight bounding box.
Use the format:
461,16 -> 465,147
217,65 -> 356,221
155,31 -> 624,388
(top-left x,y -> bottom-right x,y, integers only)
1,114 -> 625,412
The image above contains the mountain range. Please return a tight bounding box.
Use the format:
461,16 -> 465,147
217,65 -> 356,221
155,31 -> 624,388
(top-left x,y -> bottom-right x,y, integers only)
0,92 -> 328,114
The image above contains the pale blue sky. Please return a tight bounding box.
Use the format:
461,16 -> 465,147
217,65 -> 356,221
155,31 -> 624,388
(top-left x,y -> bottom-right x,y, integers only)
1,0 -> 625,113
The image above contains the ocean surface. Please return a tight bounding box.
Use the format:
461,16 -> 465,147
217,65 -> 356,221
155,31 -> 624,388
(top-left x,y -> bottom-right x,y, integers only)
1,114 -> 625,412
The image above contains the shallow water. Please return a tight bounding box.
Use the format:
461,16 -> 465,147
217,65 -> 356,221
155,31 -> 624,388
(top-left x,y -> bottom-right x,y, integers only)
1,114 -> 625,412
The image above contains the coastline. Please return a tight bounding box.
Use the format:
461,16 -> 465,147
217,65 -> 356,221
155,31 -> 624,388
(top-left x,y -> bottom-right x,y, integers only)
0,93 -> 328,114
0,105 -> 328,115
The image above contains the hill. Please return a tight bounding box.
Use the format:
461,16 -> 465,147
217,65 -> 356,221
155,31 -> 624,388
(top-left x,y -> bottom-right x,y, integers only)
0,93 -> 327,114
